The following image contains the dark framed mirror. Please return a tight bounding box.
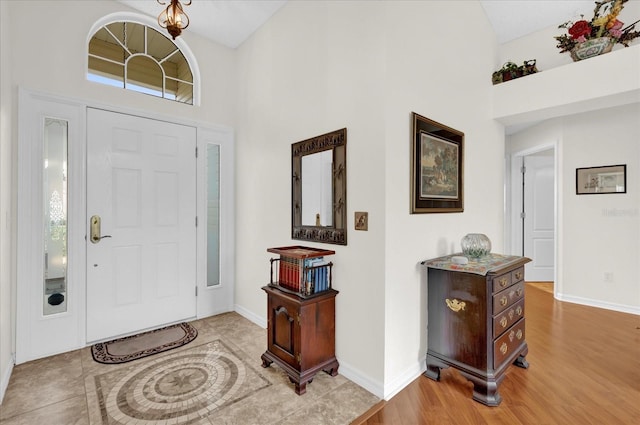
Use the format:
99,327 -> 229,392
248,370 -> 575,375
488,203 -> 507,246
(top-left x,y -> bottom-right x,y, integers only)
292,128 -> 347,245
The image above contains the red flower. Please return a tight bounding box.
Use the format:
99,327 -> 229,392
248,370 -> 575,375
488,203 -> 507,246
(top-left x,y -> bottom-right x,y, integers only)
568,20 -> 592,39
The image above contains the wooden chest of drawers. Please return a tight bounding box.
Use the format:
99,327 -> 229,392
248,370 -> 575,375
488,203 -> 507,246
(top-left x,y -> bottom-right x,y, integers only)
423,254 -> 530,406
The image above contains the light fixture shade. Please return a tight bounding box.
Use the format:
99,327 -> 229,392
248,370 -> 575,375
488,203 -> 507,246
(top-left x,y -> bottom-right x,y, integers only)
158,0 -> 191,40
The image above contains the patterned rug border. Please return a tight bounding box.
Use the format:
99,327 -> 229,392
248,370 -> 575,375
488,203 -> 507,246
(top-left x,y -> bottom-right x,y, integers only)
91,322 -> 198,364
92,338 -> 273,424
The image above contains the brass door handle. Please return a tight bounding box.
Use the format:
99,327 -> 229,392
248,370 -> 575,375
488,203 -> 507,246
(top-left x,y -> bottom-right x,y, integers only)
90,215 -> 112,244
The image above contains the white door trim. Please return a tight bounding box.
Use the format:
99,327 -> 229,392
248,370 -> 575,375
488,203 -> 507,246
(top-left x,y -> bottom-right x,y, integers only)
17,89 -> 86,364
16,87 -> 234,363
506,141 -> 560,295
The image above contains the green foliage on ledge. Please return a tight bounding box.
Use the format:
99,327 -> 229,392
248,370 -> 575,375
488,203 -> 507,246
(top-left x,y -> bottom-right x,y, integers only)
492,60 -> 539,85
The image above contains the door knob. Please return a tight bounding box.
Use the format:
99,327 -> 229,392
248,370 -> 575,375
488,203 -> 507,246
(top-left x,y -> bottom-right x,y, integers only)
90,215 -> 112,244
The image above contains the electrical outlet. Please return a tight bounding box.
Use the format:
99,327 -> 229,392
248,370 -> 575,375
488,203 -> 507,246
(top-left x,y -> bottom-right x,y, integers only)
603,272 -> 614,283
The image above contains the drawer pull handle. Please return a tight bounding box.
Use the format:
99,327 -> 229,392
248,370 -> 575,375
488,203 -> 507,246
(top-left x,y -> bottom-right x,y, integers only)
500,317 -> 508,328
500,342 -> 508,355
516,329 -> 523,340
515,272 -> 523,280
500,296 -> 508,306
499,277 -> 508,287
516,288 -> 523,297
516,306 -> 523,316
445,298 -> 466,312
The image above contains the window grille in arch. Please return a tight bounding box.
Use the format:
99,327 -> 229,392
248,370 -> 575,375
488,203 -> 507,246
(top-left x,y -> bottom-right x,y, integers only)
88,21 -> 194,104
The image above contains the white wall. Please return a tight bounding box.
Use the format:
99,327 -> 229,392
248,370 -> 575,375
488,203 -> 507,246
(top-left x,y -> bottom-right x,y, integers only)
0,0 -> 237,403
380,1 -> 502,396
8,1 -> 237,126
235,0 -> 503,398
500,1 -> 640,315
235,1 -> 388,394
507,105 -> 640,314
0,0 -> 15,404
561,105 -> 639,312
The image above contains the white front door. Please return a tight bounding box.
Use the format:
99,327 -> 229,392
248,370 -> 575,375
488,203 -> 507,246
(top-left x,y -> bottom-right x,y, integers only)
523,154 -> 555,282
86,108 -> 197,342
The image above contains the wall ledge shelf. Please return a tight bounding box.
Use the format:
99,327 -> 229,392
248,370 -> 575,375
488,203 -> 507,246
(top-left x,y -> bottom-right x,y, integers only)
493,44 -> 640,128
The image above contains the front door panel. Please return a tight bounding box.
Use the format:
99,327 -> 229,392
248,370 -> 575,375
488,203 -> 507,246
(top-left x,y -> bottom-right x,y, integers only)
86,108 -> 196,342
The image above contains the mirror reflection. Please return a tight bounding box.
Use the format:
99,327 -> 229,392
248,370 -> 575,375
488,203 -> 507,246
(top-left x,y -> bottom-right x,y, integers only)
301,150 -> 333,226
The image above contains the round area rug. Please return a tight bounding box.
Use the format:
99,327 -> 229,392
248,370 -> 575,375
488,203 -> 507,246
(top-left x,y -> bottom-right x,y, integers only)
98,340 -> 255,424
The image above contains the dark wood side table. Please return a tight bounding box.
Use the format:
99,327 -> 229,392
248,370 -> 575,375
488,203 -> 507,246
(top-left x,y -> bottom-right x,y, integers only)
261,285 -> 339,395
422,254 -> 531,406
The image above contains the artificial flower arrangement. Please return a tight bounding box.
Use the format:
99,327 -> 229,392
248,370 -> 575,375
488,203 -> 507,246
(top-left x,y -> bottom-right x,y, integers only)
555,0 -> 640,58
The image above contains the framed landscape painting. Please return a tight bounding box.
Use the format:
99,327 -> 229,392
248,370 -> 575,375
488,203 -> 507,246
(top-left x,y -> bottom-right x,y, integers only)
411,112 -> 464,213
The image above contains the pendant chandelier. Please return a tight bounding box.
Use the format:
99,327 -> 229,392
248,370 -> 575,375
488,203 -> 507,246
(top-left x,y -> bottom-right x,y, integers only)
157,0 -> 191,40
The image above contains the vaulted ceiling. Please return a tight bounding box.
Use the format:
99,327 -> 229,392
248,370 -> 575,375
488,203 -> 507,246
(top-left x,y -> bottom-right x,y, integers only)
120,1 -> 600,48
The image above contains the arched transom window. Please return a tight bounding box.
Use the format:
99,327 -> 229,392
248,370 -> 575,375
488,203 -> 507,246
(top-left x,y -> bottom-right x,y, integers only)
88,21 -> 194,104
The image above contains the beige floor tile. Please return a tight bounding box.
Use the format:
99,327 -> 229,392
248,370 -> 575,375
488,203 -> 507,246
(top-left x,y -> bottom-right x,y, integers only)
275,380 -> 380,425
0,395 -> 89,425
2,312 -> 379,425
0,350 -> 85,420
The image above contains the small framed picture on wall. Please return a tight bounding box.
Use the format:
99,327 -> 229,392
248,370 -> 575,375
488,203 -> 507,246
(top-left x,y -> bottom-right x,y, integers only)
576,164 -> 626,194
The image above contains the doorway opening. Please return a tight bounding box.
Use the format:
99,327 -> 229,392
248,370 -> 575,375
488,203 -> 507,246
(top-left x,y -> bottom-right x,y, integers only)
508,145 -> 557,291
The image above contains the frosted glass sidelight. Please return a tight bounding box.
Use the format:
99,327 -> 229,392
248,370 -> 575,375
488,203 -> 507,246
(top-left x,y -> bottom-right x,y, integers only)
207,144 -> 220,287
43,118 -> 68,315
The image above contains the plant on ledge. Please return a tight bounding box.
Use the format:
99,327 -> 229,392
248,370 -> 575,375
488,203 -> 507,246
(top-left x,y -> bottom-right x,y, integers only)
555,0 -> 640,61
491,60 -> 538,85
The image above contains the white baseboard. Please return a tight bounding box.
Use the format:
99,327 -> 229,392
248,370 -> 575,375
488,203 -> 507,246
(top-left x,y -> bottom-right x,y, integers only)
234,304 -> 266,328
556,293 -> 640,315
0,353 -> 15,405
382,361 -> 424,400
340,360 -> 424,401
338,359 -> 385,399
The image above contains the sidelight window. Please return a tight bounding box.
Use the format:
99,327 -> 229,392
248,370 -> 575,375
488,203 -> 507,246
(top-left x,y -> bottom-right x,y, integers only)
43,118 -> 68,315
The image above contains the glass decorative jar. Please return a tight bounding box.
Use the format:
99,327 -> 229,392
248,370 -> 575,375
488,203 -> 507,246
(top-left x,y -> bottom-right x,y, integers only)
461,233 -> 491,258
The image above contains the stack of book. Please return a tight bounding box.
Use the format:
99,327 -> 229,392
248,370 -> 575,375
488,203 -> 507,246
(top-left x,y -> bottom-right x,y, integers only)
303,257 -> 329,295
268,246 -> 335,297
278,256 -> 304,292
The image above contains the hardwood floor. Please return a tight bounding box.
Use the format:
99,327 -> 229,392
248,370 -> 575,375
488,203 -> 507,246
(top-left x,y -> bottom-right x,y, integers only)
354,283 -> 640,425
